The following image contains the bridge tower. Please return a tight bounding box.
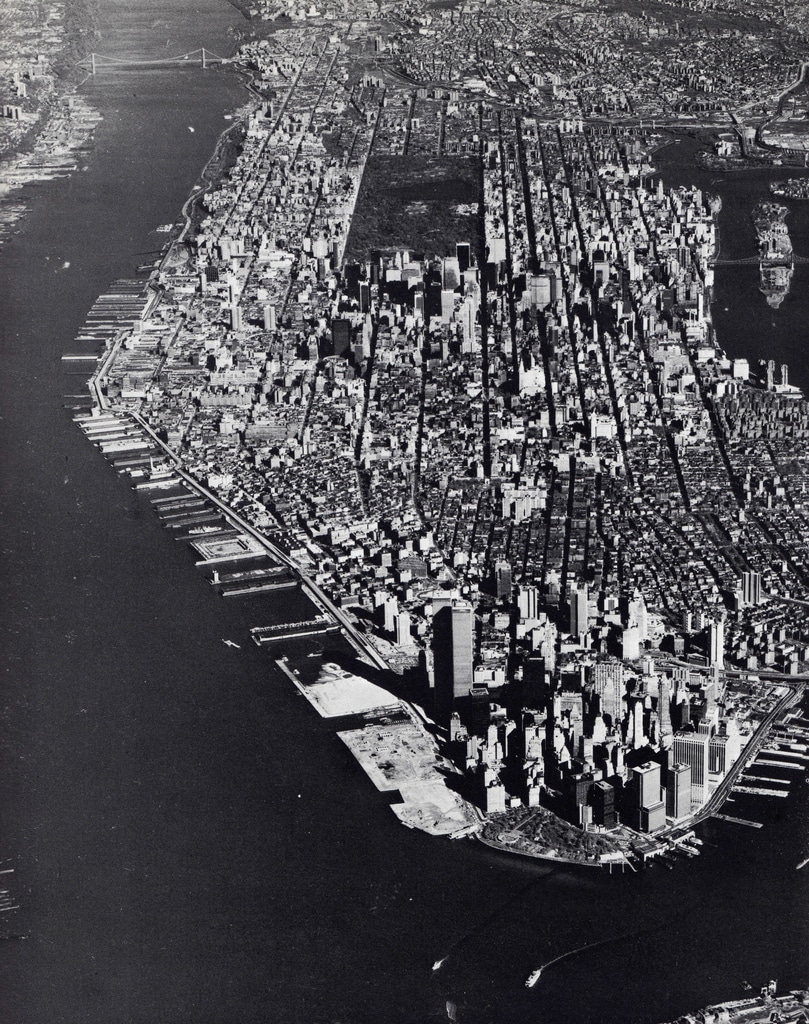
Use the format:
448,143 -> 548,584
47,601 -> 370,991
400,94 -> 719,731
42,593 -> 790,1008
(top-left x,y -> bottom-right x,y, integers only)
201,48 -> 207,69
91,52 -> 96,75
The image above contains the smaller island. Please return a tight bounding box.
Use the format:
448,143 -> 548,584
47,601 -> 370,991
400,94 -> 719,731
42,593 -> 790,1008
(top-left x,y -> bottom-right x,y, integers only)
770,177 -> 809,200
752,201 -> 794,309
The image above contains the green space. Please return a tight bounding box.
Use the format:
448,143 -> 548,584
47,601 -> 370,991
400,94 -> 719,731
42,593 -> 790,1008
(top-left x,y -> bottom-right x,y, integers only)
482,805 -> 624,864
345,154 -> 480,261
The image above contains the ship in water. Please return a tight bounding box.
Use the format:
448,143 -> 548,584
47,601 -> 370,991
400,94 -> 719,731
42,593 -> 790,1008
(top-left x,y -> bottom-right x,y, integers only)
187,524 -> 222,536
526,968 -> 542,988
752,201 -> 794,309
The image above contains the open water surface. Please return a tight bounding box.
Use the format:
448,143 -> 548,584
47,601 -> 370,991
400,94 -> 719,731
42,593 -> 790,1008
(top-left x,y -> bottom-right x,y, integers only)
654,135 -> 809,393
0,6 -> 806,1023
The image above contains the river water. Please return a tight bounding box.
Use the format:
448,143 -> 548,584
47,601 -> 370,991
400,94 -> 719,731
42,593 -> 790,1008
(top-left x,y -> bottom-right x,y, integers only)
0,6 -> 806,1023
654,134 -> 809,393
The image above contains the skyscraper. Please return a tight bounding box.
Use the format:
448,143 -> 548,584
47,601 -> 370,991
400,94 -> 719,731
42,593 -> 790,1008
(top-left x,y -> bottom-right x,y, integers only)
709,618 -> 724,667
741,570 -> 762,608
591,662 -> 624,727
569,584 -> 588,638
631,761 -> 661,809
432,598 -> 474,723
592,780 -> 616,828
672,727 -> 711,807
658,677 -> 673,747
666,761 -> 692,820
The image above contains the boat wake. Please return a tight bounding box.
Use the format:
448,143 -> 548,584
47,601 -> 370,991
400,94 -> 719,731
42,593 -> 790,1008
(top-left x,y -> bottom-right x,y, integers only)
527,922 -> 669,990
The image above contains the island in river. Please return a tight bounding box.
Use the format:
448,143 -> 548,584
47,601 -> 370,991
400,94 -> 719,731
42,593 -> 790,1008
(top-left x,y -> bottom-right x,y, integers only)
752,201 -> 794,308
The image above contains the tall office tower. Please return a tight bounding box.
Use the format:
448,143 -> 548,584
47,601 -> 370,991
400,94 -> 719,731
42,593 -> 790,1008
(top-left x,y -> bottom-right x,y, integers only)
462,296 -> 477,346
592,780 -> 616,828
432,598 -> 474,724
781,363 -> 789,387
535,619 -> 557,675
666,761 -> 692,820
658,677 -> 673,747
263,303 -> 276,333
672,727 -> 711,807
442,256 -> 461,290
569,584 -> 588,638
709,618 -> 724,667
766,358 -> 776,390
456,242 -> 471,274
631,761 -> 661,809
673,694 -> 692,731
630,761 -> 665,833
330,318 -> 352,358
522,655 -> 546,708
630,698 -> 647,749
467,684 -> 491,736
518,585 -> 540,621
628,589 -> 648,641
742,570 -> 762,608
493,560 -> 512,599
591,662 -> 624,727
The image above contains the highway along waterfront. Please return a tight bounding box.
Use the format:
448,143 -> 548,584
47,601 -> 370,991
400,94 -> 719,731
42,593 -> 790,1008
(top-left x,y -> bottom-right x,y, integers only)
0,5 -> 807,1024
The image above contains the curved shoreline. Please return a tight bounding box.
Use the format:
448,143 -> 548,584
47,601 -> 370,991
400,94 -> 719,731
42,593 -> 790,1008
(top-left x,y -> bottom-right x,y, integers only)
170,61 -> 259,254
477,832 -> 612,869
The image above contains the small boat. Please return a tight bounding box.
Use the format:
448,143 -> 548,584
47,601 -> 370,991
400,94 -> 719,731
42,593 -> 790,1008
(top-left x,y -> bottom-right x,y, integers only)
222,639 -> 241,649
526,968 -> 542,988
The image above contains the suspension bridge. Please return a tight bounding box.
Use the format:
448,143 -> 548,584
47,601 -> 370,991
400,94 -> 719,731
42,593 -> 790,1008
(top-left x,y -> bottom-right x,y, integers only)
76,49 -> 229,74
708,253 -> 809,267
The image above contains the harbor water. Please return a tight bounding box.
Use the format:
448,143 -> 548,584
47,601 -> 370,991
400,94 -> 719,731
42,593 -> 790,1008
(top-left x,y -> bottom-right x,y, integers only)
0,5 -> 807,1022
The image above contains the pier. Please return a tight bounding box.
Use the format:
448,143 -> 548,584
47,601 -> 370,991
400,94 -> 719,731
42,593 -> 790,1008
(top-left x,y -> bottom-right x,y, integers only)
714,814 -> 763,828
250,617 -> 340,644
731,785 -> 789,797
221,581 -> 298,597
209,567 -> 289,586
195,549 -> 267,567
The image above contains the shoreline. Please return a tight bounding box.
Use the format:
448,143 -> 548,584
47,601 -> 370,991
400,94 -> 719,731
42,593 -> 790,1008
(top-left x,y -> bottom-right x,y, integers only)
476,832 -> 614,869
74,25 -> 809,875
0,0 -> 101,243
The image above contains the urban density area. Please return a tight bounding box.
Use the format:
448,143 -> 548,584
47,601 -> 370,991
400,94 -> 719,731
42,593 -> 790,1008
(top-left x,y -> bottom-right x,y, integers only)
11,0 -> 808,869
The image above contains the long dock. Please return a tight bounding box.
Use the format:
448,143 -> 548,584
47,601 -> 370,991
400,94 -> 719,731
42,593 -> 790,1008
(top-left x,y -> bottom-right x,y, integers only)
156,499 -> 208,514
195,549 -> 267,566
209,567 -> 288,585
731,785 -> 789,797
714,814 -> 763,828
251,617 -> 340,644
151,493 -> 197,506
761,748 -> 809,761
740,774 -> 790,785
222,580 -> 298,597
177,529 -> 239,542
164,513 -> 222,529
755,758 -> 804,770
